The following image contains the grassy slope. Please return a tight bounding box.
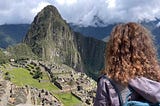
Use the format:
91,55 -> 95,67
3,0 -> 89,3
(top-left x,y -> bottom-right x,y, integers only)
0,65 -> 82,106
54,93 -> 82,106
10,68 -> 59,91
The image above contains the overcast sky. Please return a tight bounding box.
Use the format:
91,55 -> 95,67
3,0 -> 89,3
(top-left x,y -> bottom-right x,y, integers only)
0,0 -> 160,26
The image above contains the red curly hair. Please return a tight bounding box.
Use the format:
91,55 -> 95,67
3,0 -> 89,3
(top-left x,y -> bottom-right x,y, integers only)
103,22 -> 160,85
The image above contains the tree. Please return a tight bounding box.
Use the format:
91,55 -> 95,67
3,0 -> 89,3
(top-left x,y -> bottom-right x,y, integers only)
4,72 -> 11,80
33,70 -> 43,79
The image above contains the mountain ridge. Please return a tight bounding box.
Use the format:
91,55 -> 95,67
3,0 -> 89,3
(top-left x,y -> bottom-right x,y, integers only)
0,24 -> 30,48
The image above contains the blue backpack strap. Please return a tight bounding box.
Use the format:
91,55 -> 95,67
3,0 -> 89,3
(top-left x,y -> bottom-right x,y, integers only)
103,75 -> 124,106
124,86 -> 160,106
124,87 -> 133,104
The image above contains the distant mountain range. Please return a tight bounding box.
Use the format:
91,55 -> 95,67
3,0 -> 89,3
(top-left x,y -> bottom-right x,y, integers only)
69,23 -> 115,40
1,19 -> 160,47
70,19 -> 160,41
0,24 -> 30,48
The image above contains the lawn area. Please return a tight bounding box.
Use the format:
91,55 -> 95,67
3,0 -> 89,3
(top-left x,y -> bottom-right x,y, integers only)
3,67 -> 59,91
54,92 -> 82,106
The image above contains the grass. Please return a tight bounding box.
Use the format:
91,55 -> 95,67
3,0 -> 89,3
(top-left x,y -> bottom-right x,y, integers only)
2,67 -> 59,91
0,64 -> 82,106
54,92 -> 82,106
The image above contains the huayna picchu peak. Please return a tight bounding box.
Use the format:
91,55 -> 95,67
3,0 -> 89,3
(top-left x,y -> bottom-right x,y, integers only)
24,5 -> 84,71
24,5 -> 106,75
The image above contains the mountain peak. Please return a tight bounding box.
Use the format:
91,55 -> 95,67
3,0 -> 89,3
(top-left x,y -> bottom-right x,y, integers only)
44,5 -> 57,10
32,5 -> 62,25
24,5 -> 83,71
41,5 -> 61,18
25,5 -> 66,43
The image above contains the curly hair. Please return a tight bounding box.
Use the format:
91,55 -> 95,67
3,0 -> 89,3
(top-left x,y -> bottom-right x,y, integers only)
103,22 -> 160,85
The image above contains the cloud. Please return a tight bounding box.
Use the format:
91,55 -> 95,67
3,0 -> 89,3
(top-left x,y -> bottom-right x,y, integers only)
31,2 -> 50,15
0,0 -> 50,25
0,0 -> 160,26
51,0 -> 160,26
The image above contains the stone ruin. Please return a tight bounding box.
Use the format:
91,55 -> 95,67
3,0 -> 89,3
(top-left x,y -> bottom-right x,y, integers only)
3,59 -> 97,105
0,81 -> 62,106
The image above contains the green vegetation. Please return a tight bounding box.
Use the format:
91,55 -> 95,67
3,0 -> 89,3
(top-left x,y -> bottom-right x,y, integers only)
54,92 -> 82,106
0,31 -> 16,48
0,49 -> 9,64
27,65 -> 43,79
7,43 -> 37,61
0,24 -> 30,48
4,72 -> 11,80
32,70 -> 43,79
2,67 -> 58,91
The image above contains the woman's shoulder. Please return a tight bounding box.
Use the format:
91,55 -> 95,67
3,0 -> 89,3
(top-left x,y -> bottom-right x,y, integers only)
129,77 -> 160,103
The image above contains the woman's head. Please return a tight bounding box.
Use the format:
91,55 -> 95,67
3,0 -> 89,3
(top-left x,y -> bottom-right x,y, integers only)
103,22 -> 160,84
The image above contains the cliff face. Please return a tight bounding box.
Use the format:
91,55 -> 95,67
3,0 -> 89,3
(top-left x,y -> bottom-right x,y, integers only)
24,5 -> 83,71
24,5 -> 106,76
74,32 -> 106,78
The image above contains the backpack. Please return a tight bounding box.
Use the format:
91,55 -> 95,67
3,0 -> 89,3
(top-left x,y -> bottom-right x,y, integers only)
123,88 -> 160,106
104,75 -> 160,106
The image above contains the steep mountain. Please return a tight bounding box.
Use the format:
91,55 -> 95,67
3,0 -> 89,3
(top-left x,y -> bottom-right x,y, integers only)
141,19 -> 160,43
0,24 -> 30,48
74,32 -> 106,78
141,19 -> 160,57
24,5 -> 106,78
24,5 -> 83,71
